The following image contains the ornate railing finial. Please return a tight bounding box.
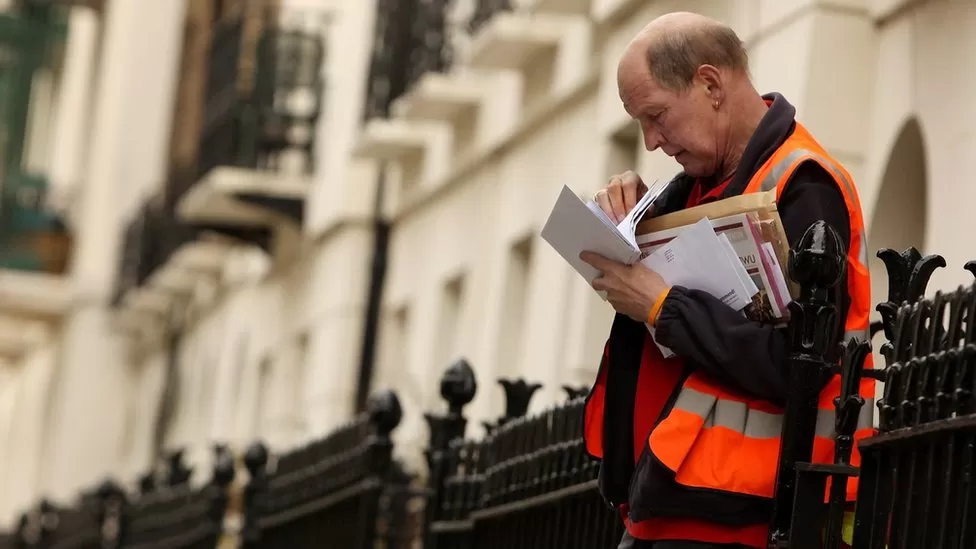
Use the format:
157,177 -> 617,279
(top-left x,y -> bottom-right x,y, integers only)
165,448 -> 192,487
212,444 -> 236,488
423,360 -> 479,547
441,358 -> 478,415
426,359 -> 477,457
240,442 -> 269,549
497,378 -> 542,425
874,247 -> 946,340
786,220 -> 846,356
367,389 -> 403,438
562,385 -> 589,400
770,221 -> 848,546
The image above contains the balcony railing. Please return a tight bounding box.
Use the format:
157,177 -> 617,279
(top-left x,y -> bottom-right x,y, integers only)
113,196 -> 198,306
363,0 -> 422,121
190,16 -> 325,192
468,0 -> 512,36
0,7 -> 69,276
404,0 -> 453,94
0,173 -> 70,275
165,13 -> 325,233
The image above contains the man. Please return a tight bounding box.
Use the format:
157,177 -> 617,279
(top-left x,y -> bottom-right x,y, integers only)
578,11 -> 875,549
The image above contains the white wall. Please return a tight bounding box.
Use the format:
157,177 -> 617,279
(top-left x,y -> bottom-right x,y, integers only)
0,342 -> 58,526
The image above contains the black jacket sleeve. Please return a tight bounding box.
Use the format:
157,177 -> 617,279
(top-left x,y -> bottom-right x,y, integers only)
653,161 -> 852,405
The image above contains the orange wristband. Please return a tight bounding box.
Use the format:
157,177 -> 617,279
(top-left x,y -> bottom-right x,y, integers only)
648,287 -> 671,327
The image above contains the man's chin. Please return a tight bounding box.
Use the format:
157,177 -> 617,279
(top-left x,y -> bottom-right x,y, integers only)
678,162 -> 704,177
676,160 -> 716,179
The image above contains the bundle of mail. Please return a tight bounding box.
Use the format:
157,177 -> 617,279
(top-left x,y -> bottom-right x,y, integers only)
541,182 -> 794,358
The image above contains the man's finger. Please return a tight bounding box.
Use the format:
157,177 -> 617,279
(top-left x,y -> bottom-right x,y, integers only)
622,178 -> 637,214
636,179 -> 649,199
621,171 -> 641,213
579,251 -> 615,272
591,276 -> 607,292
595,188 -> 614,220
607,178 -> 626,223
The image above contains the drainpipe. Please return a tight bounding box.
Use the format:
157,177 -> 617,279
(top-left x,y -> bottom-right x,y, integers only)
354,165 -> 389,412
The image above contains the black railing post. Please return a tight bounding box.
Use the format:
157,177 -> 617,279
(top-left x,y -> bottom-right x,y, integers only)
423,359 -> 478,549
360,390 -> 403,549
240,442 -> 269,549
820,338 -> 870,547
768,221 -> 847,548
208,445 -> 236,543
96,479 -> 125,549
165,448 -> 192,487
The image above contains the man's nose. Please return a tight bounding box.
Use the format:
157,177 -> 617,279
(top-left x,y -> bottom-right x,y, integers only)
642,127 -> 664,151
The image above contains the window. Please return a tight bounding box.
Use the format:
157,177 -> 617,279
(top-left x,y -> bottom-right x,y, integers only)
497,237 -> 533,378
434,274 -> 466,373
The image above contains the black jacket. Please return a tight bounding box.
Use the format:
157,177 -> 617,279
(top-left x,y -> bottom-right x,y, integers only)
596,93 -> 852,526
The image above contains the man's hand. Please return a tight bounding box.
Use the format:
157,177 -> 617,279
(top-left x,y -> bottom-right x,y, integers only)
594,170 -> 648,224
580,251 -> 669,323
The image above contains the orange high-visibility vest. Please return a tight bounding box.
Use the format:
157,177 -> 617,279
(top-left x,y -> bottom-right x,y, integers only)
646,121 -> 877,502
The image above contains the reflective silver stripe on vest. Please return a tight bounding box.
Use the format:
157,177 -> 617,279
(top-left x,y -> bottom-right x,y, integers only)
673,387 -> 875,440
759,148 -> 870,268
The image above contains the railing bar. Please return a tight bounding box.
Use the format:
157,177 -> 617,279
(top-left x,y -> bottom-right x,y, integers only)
428,519 -> 474,534
257,478 -> 380,530
886,450 -> 907,549
935,433 -> 957,549
859,414 -> 976,448
468,479 -> 598,522
954,431 -> 975,549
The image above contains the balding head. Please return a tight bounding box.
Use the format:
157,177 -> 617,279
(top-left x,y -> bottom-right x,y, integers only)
620,12 -> 749,92
616,12 -> 766,179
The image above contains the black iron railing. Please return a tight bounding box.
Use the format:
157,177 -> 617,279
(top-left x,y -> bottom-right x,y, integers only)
119,449 -> 234,549
10,225 -> 976,549
363,0 -> 421,120
111,197 -> 198,306
2,482 -> 123,549
405,0 -> 453,92
0,7 -> 70,274
167,15 -> 326,213
422,364 -> 620,549
44,484 -> 124,549
847,252 -> 976,549
250,25 -> 324,173
199,17 -> 324,177
112,203 -> 154,306
363,0 -> 469,121
240,390 -> 404,549
468,0 -> 511,35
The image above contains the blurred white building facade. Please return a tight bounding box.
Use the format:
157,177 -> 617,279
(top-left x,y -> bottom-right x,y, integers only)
0,0 -> 971,526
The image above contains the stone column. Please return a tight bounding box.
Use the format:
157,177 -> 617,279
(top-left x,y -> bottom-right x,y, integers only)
45,6 -> 99,211
0,340 -> 57,521
41,0 -> 188,501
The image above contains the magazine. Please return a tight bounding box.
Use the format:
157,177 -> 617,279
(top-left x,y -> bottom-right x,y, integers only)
540,180 -> 669,297
636,212 -> 792,325
640,217 -> 759,357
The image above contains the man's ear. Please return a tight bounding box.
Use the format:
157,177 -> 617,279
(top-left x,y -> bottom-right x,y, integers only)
696,64 -> 724,101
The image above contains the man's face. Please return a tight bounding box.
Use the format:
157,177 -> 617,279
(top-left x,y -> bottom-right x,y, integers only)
618,61 -> 721,178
